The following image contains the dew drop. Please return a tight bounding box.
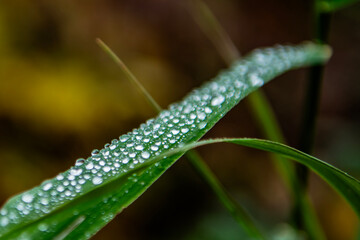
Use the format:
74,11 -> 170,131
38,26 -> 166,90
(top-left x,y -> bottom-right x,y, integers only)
122,158 -> 129,164
86,162 -> 94,170
171,129 -> 180,135
197,111 -> 206,120
141,152 -> 150,159
0,217 -> 9,227
190,113 -> 196,119
103,166 -> 111,172
204,107 -> 212,114
57,186 -> 64,192
91,149 -> 100,156
135,145 -> 144,151
211,95 -> 225,106
249,74 -> 264,87
22,194 -> 34,203
198,122 -> 207,129
56,174 -> 64,181
38,223 -> 48,232
92,177 -> 103,185
40,198 -> 49,205
70,168 -> 83,176
181,128 -> 189,133
151,145 -> 159,151
75,158 -> 85,166
42,183 -> 53,191
120,135 -> 129,142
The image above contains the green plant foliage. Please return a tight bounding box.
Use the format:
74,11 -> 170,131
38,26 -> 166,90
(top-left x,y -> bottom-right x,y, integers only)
162,138 -> 360,217
316,0 -> 360,12
0,43 -> 330,239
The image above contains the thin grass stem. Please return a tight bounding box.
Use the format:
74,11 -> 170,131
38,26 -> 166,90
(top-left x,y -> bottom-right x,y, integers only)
294,3 -> 332,236
96,39 -> 162,113
187,0 -> 325,239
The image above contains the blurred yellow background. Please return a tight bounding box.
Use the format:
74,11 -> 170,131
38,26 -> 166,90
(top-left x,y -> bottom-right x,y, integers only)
0,0 -> 359,239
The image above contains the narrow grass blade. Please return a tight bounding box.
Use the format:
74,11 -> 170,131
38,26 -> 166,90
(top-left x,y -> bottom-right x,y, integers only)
95,38 -> 162,113
158,138 -> 360,216
0,43 -> 330,239
187,1 -> 326,238
96,38 -> 264,239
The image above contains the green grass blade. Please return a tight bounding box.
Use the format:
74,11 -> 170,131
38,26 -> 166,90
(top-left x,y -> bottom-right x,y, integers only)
96,38 -> 264,239
0,43 -> 330,239
187,1 -> 326,238
160,138 -> 360,216
317,0 -> 360,12
95,38 -> 162,113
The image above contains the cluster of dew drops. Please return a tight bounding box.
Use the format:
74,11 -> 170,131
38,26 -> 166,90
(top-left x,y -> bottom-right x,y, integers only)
0,44 -> 313,232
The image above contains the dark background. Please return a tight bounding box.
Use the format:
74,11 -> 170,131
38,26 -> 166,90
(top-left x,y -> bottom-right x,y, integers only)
0,0 -> 359,239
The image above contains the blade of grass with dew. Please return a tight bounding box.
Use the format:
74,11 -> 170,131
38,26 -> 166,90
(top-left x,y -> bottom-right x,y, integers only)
187,1 -> 326,238
152,138 -> 360,216
96,38 -> 263,239
0,43 -> 330,239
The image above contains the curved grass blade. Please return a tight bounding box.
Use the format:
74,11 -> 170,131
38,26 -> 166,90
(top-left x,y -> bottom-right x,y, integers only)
0,43 -> 330,239
187,2 -> 326,238
157,138 -> 360,216
96,38 -> 264,239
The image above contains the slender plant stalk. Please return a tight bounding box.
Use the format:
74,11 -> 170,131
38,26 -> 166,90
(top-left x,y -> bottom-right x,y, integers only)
96,39 -> 265,239
187,0 -> 325,239
96,39 -> 162,113
294,1 -> 332,232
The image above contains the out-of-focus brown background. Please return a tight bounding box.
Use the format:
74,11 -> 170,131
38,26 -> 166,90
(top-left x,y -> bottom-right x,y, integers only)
0,0 -> 359,239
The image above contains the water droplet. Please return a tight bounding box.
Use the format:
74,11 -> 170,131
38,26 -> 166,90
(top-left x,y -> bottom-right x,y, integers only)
122,158 -> 129,164
56,174 -> 64,181
57,186 -> 64,192
43,183 -> 53,191
70,168 -> 83,176
22,194 -> 34,203
86,162 -> 94,170
0,217 -> 9,227
171,129 -> 180,135
109,144 -> 117,150
141,152 -> 150,159
151,145 -> 159,151
197,111 -> 206,120
91,149 -> 100,156
92,177 -> 103,185
249,74 -> 264,87
198,122 -> 207,129
204,107 -> 212,114
40,198 -> 49,205
135,145 -> 144,151
181,128 -> 189,133
38,223 -> 48,232
75,158 -> 85,166
211,95 -> 225,106
103,166 -> 111,172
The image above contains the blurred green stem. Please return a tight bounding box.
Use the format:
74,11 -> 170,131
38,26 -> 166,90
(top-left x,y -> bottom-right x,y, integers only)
294,1 -> 331,233
188,0 -> 325,239
96,39 -> 265,240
